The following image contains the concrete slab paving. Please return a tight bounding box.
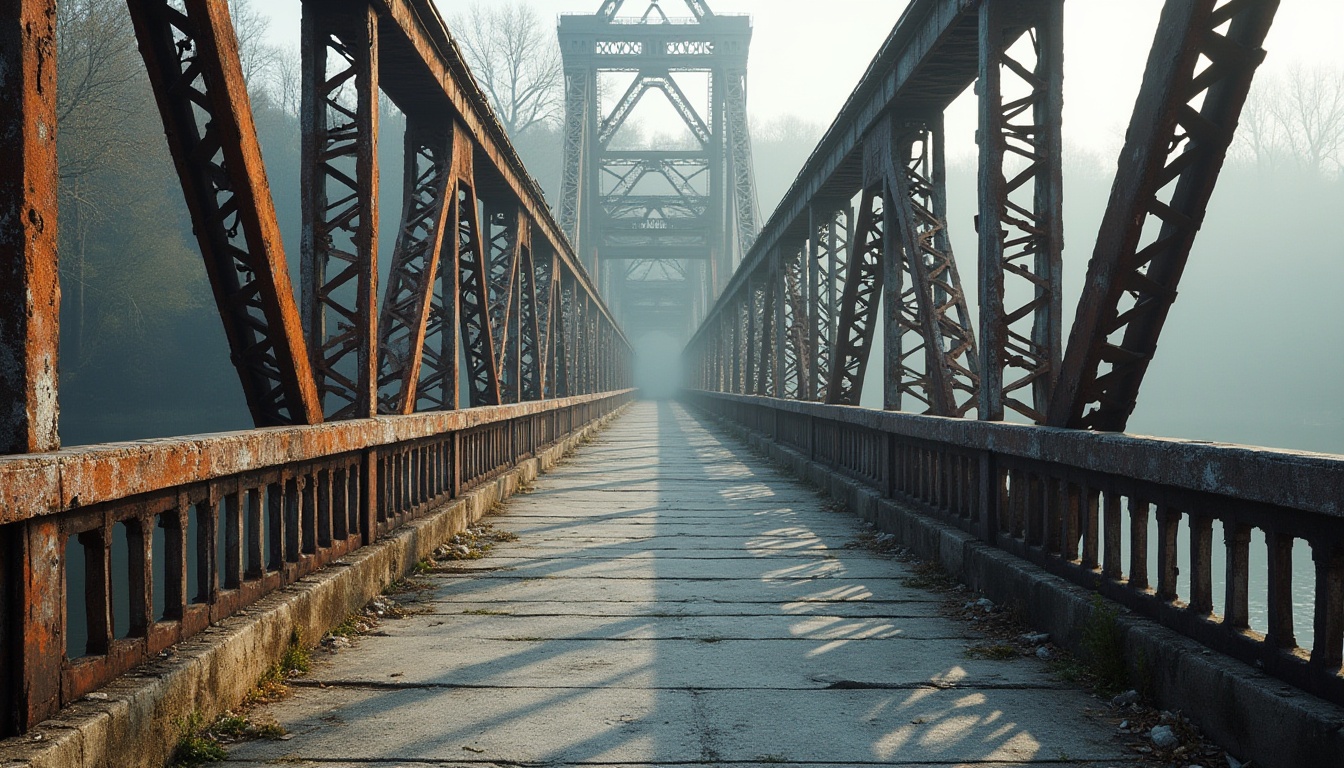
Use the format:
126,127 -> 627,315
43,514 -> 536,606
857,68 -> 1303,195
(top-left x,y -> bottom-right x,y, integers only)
228,402 -> 1134,767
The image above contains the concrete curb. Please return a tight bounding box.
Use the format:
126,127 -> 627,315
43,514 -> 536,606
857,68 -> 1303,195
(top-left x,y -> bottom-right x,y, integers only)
705,411 -> 1344,768
0,406 -> 628,768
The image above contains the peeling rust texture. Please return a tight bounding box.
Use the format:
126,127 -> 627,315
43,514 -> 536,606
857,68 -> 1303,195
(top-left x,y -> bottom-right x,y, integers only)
0,0 -> 60,455
0,391 -> 634,525
0,390 -> 632,732
370,0 -> 625,345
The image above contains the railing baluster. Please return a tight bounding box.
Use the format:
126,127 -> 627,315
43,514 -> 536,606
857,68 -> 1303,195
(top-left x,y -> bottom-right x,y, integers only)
224,488 -> 243,590
1224,522 -> 1252,631
1081,486 -> 1100,570
1102,492 -> 1122,580
1189,514 -> 1213,616
1266,531 -> 1297,650
1310,541 -> 1344,670
1156,505 -> 1180,603
80,528 -> 112,656
1129,498 -> 1150,592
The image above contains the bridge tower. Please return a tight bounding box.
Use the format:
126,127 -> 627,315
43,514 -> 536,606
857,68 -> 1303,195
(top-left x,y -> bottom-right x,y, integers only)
558,0 -> 759,343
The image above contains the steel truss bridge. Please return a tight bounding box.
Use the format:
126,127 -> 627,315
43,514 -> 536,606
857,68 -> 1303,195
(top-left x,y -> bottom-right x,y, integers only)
559,0 -> 760,342
2,1 -> 1343,767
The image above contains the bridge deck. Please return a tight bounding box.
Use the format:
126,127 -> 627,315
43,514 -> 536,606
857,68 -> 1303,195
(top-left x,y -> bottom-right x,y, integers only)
230,402 -> 1130,767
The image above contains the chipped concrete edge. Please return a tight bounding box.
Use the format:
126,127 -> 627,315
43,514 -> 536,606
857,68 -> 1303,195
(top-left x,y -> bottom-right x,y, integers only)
703,410 -> 1344,768
0,404 -> 630,768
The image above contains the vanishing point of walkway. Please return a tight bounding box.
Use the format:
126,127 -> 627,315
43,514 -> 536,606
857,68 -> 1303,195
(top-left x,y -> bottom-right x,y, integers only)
230,402 -> 1131,767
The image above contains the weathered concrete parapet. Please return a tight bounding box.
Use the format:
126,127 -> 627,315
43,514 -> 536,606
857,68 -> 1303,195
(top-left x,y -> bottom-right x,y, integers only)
0,402 -> 627,768
695,392 -> 1344,768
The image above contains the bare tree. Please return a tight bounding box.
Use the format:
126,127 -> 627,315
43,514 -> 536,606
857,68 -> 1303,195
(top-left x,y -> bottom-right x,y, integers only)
56,0 -> 146,181
1273,64 -> 1344,177
1236,65 -> 1344,178
451,2 -> 564,137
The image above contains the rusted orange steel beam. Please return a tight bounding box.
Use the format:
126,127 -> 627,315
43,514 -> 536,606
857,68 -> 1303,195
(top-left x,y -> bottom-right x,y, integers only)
129,0 -> 324,427
0,0 -> 60,455
0,0 -> 62,735
371,0 -> 624,342
0,392 -> 632,526
0,390 -> 633,730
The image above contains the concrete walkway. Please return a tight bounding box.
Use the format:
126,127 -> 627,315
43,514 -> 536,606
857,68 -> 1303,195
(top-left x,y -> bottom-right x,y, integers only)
229,402 -> 1130,767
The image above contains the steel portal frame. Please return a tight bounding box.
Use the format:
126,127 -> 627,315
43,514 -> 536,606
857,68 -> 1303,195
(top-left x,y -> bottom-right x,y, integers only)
559,0 -> 759,343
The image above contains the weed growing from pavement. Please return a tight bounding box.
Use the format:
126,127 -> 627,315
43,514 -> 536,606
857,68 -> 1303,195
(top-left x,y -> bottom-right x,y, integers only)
1080,594 -> 1130,696
170,711 -> 227,767
964,642 -> 1020,661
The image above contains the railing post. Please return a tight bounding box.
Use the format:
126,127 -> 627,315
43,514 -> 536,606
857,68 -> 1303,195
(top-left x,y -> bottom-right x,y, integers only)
0,0 -> 60,455
977,452 -> 998,544
450,431 -> 463,499
807,414 -> 816,461
884,431 -> 896,499
361,449 -> 378,546
3,518 -> 64,733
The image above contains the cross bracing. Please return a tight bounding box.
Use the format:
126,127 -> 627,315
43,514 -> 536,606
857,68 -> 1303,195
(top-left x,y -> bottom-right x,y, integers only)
560,0 -> 759,344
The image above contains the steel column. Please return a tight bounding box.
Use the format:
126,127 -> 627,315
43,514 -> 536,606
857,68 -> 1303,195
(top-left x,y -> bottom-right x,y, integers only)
131,0 -> 323,428
826,186 -> 884,406
1048,0 -> 1279,431
884,120 -> 979,417
0,0 -> 58,454
301,0 -> 381,420
377,120 -> 455,414
977,0 -> 1065,423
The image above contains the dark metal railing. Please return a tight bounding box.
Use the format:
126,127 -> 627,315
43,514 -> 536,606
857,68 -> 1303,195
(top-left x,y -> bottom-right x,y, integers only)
690,390 -> 1344,707
0,391 -> 632,734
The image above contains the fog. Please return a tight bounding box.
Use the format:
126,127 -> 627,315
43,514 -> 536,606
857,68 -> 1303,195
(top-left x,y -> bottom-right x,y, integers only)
52,0 -> 1344,459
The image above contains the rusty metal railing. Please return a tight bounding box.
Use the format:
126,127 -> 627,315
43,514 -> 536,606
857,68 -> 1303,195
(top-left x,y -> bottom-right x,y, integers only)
689,390 -> 1344,707
0,391 -> 632,734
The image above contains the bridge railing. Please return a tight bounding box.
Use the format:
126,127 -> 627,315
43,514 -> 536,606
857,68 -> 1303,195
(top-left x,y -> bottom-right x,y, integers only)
0,390 -> 633,734
0,0 -> 642,736
689,390 -> 1344,707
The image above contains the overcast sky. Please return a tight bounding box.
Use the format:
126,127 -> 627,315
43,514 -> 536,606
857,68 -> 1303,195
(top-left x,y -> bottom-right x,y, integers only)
256,0 -> 1343,158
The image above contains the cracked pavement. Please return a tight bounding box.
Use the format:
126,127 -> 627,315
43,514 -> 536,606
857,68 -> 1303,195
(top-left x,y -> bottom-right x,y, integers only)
226,401 -> 1134,767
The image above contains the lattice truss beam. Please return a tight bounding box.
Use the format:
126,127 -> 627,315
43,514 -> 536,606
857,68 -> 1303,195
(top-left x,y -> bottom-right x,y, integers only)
978,0 -> 1064,424
1049,0 -> 1279,431
377,121 -> 454,415
724,70 -> 761,254
688,0 -> 1275,440
118,0 -> 630,431
130,0 -> 323,427
301,1 -> 381,420
884,119 -> 979,417
559,68 -> 591,248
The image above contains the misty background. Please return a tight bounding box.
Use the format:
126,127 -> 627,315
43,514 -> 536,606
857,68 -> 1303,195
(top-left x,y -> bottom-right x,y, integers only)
54,0 -> 1344,456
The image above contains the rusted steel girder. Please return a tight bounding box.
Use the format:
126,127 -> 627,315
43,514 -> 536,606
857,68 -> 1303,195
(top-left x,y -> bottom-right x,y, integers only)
977,0 -> 1064,424
808,206 -> 850,401
825,185 -> 884,406
130,0 -> 323,428
301,0 -> 381,421
0,0 -> 59,457
518,243 -> 545,402
455,165 -> 503,408
0,5 -> 61,729
372,0 -> 623,341
1048,0 -> 1279,431
377,120 -> 455,415
882,119 -> 980,417
782,248 -> 808,399
485,206 -> 523,403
